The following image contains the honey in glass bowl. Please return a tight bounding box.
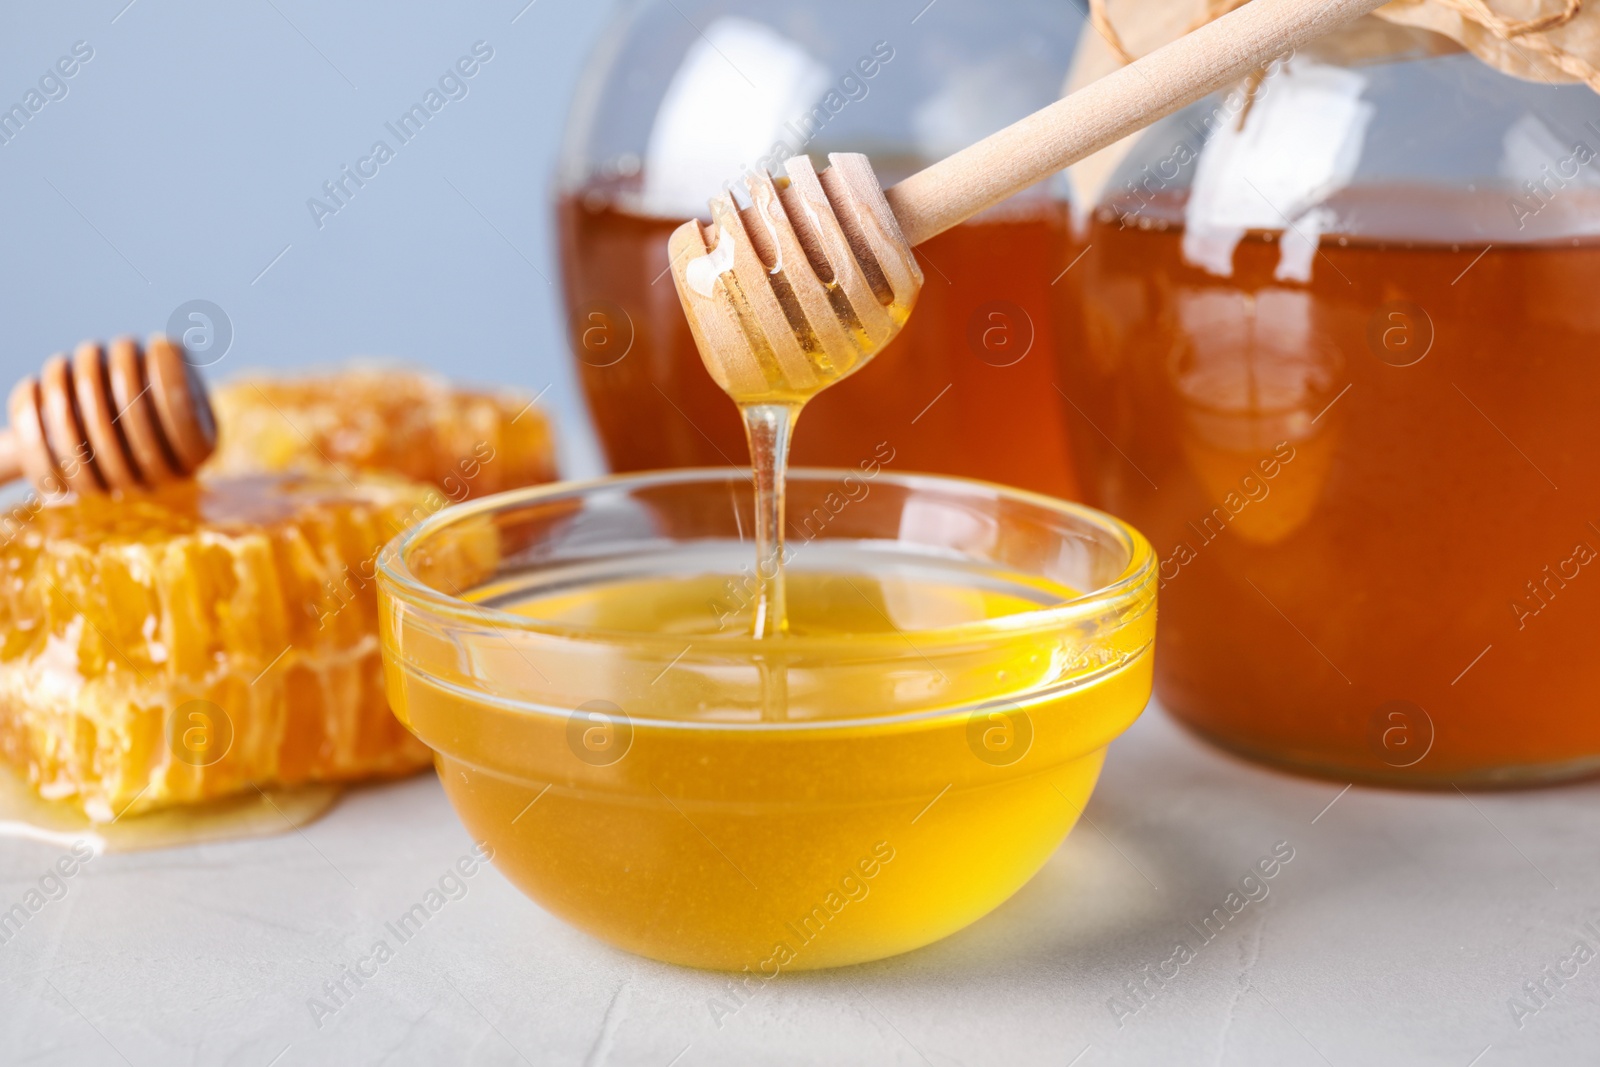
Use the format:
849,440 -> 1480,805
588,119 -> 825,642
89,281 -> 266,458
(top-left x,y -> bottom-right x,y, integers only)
378,470 -> 1156,969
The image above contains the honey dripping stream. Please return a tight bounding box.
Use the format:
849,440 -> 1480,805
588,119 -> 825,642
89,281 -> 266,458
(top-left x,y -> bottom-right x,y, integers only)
670,168 -> 924,722
740,401 -> 799,721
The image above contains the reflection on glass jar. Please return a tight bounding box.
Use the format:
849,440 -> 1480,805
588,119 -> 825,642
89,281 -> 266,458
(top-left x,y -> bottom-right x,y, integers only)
1060,23 -> 1600,785
1169,286 -> 1344,544
557,1 -> 1086,497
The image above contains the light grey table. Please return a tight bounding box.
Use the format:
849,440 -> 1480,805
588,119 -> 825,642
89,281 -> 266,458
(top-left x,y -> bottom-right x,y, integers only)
3,701 -> 1593,1066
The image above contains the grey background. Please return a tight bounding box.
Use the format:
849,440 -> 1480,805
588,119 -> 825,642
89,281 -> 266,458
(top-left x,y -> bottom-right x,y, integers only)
0,0 -> 613,476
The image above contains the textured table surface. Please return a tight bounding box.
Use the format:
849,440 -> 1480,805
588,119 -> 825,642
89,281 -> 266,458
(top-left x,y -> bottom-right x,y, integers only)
2,702 -> 1595,1067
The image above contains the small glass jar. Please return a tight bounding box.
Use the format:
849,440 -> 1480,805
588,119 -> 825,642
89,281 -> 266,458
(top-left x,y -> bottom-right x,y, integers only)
557,0 -> 1086,497
1059,19 -> 1600,784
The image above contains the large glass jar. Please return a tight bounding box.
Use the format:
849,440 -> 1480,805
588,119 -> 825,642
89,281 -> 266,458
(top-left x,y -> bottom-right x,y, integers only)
557,0 -> 1085,497
1060,20 -> 1600,785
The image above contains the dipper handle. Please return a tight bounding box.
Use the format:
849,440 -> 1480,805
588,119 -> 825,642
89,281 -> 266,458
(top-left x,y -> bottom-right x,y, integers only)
884,0 -> 1391,246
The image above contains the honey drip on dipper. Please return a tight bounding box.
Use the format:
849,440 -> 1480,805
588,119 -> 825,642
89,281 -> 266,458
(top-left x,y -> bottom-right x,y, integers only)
669,155 -> 922,643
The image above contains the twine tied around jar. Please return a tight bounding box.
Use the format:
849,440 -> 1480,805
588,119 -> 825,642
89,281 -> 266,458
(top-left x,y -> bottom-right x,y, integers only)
1086,0 -> 1600,89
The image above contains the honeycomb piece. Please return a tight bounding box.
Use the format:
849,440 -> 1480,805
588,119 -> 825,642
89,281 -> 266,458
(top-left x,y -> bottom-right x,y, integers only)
205,366 -> 559,498
0,473 -> 444,822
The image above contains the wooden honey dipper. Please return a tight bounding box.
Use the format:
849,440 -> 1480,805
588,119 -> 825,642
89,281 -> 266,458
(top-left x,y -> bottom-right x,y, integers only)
0,336 -> 216,497
670,0 -> 1389,401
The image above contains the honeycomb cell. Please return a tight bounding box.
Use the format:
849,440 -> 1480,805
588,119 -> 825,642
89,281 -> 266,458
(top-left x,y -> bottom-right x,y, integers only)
0,473 -> 443,822
205,366 -> 558,497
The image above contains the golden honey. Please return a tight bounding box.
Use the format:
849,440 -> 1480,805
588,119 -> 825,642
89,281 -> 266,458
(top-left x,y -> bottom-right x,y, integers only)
0,765 -> 341,853
207,367 -> 558,497
0,473 -> 438,822
561,194 -> 1083,499
1060,190 -> 1600,782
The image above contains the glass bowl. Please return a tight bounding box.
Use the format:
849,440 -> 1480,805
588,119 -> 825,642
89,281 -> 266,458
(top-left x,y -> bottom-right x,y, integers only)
377,469 -> 1156,970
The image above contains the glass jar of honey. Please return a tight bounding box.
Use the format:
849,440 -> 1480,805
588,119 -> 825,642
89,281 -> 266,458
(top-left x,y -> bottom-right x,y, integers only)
1059,20 -> 1600,784
557,0 -> 1085,497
